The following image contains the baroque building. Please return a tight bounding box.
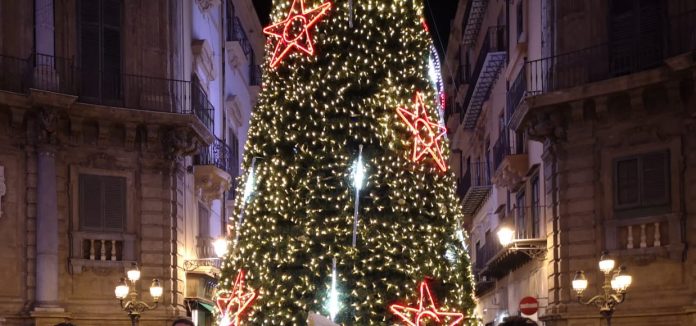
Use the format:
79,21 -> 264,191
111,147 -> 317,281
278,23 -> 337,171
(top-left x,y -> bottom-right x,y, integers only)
0,0 -> 263,325
444,0 -> 696,325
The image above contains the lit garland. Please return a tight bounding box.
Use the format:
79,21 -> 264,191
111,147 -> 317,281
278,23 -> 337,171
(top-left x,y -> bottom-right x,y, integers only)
220,0 -> 476,324
389,280 -> 465,326
263,0 -> 333,68
396,92 -> 448,172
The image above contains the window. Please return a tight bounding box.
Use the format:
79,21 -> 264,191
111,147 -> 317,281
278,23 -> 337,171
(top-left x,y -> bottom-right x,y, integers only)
531,176 -> 540,238
517,0 -> 525,40
79,0 -> 122,101
225,0 -> 236,42
227,129 -> 240,200
516,191 -> 526,239
614,151 -> 670,216
79,174 -> 126,231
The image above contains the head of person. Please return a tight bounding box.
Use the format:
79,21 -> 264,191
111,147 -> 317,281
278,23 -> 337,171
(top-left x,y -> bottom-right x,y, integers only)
55,323 -> 75,326
171,318 -> 195,326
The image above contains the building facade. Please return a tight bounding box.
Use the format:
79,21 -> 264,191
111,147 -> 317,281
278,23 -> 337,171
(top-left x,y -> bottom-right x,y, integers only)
444,0 -> 696,325
0,0 -> 263,325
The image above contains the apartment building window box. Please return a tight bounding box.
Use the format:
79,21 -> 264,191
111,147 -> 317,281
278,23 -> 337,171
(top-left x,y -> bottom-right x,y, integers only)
69,170 -> 136,274
602,142 -> 685,262
458,161 -> 492,217
194,136 -> 234,203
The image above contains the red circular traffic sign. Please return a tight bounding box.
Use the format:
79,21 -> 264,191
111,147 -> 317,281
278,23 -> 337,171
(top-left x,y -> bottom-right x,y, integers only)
519,296 -> 539,315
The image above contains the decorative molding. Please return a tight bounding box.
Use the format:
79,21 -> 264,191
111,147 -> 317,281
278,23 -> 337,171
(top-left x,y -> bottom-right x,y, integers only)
225,40 -> 249,69
38,107 -> 59,145
192,39 -> 216,87
163,127 -> 201,160
194,165 -> 232,203
0,165 -> 5,218
491,154 -> 529,189
225,95 -> 243,128
195,0 -> 221,13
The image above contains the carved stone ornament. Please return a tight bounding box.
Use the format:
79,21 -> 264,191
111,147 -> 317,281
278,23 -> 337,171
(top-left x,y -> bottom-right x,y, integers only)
491,154 -> 529,189
192,39 -> 216,84
0,166 -> 5,218
194,165 -> 232,203
195,0 -> 221,13
163,127 -> 201,160
38,107 -> 59,145
226,95 -> 243,128
526,112 -> 565,143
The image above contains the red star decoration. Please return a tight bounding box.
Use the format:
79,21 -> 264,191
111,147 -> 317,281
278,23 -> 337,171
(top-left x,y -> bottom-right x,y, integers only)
216,270 -> 257,326
397,92 -> 448,172
263,0 -> 332,68
389,280 -> 465,326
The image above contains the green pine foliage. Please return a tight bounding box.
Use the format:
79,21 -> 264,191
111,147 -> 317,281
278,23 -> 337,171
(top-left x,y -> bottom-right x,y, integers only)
219,0 -> 476,324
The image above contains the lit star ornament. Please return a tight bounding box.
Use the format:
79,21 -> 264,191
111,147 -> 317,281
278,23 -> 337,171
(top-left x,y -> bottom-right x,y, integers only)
263,0 -> 332,68
389,280 -> 465,326
216,270 -> 257,326
397,92 -> 448,171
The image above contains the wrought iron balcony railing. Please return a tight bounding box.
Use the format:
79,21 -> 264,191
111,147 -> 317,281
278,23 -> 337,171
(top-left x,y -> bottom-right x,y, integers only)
506,65 -> 526,119
456,161 -> 492,200
194,136 -> 236,176
0,53 -> 214,132
492,132 -> 525,173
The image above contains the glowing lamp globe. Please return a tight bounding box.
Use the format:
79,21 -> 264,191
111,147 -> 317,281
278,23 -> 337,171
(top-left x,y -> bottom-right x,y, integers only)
150,278 -> 163,301
572,271 -> 588,293
127,263 -> 141,282
497,227 -> 515,247
598,252 -> 615,274
115,278 -> 129,299
213,238 -> 229,258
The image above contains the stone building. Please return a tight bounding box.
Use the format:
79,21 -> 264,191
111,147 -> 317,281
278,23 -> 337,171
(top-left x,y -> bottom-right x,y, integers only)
444,0 -> 696,325
0,0 -> 263,325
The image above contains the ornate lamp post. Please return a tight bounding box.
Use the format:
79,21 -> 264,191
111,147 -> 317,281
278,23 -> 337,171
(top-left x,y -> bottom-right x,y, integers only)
572,251 -> 633,326
114,263 -> 163,326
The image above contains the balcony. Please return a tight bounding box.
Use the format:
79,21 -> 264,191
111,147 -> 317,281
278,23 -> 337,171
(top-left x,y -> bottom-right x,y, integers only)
476,219 -> 544,280
461,26 -> 507,129
461,0 -> 490,46
0,53 -> 214,134
457,161 -> 492,217
491,133 -> 528,189
194,137 -> 235,202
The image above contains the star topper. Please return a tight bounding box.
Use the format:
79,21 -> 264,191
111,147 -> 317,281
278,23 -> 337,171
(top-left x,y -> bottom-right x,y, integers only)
263,0 -> 332,68
396,92 -> 448,172
389,280 -> 465,326
216,270 -> 257,326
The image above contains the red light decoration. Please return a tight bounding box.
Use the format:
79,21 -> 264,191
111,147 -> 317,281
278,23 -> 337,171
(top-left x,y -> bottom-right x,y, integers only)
396,92 -> 448,172
263,0 -> 332,68
389,280 -> 465,326
216,270 -> 257,326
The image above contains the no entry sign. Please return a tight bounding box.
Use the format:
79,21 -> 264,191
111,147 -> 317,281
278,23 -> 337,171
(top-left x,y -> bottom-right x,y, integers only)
519,296 -> 539,315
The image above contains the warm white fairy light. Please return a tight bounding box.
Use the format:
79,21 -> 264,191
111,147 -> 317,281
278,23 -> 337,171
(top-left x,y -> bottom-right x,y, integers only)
219,0 -> 476,324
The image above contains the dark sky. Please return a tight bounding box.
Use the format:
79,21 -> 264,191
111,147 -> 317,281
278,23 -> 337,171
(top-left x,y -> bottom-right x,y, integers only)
252,0 -> 459,56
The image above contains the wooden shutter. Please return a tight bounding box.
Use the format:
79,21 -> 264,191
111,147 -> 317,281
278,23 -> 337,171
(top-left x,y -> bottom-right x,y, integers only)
198,203 -> 210,237
80,174 -> 103,229
641,152 -> 669,206
101,0 -> 121,100
615,157 -> 640,208
102,175 -> 126,231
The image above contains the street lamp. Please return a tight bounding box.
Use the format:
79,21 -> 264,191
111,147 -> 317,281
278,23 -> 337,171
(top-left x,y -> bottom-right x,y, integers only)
496,226 -> 546,259
115,263 -> 162,326
572,251 -> 633,326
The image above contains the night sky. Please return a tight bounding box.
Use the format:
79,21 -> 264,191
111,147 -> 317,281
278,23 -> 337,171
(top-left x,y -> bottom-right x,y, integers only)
252,0 -> 459,56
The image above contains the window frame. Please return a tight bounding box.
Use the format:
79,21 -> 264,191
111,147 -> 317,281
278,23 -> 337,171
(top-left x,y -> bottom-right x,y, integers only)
78,173 -> 127,232
612,150 -> 670,217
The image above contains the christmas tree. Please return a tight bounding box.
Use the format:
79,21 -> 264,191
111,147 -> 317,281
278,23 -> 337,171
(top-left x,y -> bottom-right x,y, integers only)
218,0 -> 475,324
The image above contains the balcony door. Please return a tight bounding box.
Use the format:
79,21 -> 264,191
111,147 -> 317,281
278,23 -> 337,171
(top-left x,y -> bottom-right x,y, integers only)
78,0 -> 122,104
609,0 -> 664,76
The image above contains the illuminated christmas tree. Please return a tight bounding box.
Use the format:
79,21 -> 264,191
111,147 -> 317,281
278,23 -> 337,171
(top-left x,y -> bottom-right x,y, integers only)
218,0 -> 475,324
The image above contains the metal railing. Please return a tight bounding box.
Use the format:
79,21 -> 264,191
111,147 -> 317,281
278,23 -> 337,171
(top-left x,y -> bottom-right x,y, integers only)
195,136 -> 235,173
492,132 -> 524,172
228,17 -> 254,61
526,36 -> 667,95
456,161 -> 491,199
460,25 -> 507,123
668,10 -> 696,56
250,63 -> 262,86
0,53 -> 215,132
475,232 -> 503,271
506,65 -> 526,119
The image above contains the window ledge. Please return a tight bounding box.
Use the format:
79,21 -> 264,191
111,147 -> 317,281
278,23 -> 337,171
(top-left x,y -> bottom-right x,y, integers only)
69,258 -> 136,274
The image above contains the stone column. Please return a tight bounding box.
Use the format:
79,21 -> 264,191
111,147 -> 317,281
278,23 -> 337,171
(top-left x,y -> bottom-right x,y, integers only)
35,146 -> 60,310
